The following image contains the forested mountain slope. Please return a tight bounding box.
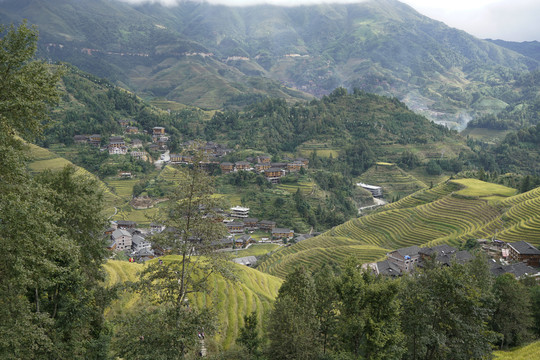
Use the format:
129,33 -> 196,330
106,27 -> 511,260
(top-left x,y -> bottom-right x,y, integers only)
1,0 -> 539,125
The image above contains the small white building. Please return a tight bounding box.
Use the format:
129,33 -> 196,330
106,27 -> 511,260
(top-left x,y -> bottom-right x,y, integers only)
230,206 -> 249,218
357,182 -> 383,197
131,235 -> 152,253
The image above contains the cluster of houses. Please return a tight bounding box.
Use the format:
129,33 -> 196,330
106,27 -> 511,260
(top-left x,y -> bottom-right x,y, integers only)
224,206 -> 295,240
366,240 -> 540,279
106,220 -> 158,261
168,141 -> 234,165
219,155 -> 309,183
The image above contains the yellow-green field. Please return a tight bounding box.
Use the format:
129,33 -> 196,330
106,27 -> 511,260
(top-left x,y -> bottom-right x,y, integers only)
451,178 -> 517,200
105,178 -> 140,199
259,181 -> 540,278
103,258 -> 282,349
494,341 -> 540,359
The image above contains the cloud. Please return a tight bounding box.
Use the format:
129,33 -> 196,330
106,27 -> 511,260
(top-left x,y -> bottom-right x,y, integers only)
117,0 -> 367,7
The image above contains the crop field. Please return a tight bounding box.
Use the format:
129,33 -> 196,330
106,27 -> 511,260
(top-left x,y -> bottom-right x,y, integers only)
158,165 -> 183,183
112,203 -> 164,226
450,179 -> 517,200
276,179 -> 315,195
357,164 -> 427,200
105,178 -> 140,199
103,258 -> 282,349
494,341 -> 540,360
259,180 -> 540,279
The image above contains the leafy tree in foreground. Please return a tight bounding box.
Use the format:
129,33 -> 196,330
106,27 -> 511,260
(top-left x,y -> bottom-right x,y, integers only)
267,266 -> 321,360
0,22 -> 109,359
114,149 -> 232,359
401,258 -> 497,360
237,311 -> 262,358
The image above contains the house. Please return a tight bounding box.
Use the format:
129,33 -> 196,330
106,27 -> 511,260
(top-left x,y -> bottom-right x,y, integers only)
373,259 -> 402,277
258,220 -> 276,231
507,241 -> 540,267
243,218 -> 259,230
150,223 -> 165,233
265,167 -> 285,183
490,260 -> 540,279
233,256 -> 258,267
236,234 -> 254,247
131,139 -> 143,148
296,158 -> 309,167
131,151 -> 145,160
134,247 -> 155,261
254,163 -> 271,172
419,245 -> 472,266
125,126 -> 139,134
220,162 -> 234,173
131,235 -> 152,253
256,155 -> 271,163
230,206 -> 249,218
169,153 -> 182,163
116,220 -> 137,230
118,119 -> 130,127
226,221 -> 245,234
152,126 -> 165,135
119,171 -> 132,178
287,161 -> 304,172
386,245 -> 421,272
73,135 -> 88,144
357,183 -> 383,198
112,229 -> 132,251
109,146 -> 128,155
235,161 -> 251,171
88,134 -> 101,146
271,228 -> 294,240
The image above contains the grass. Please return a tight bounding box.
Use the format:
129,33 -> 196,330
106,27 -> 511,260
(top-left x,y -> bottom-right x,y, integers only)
102,258 -> 282,349
357,163 -> 427,201
450,178 -> 517,200
105,178 -> 140,199
494,341 -> 540,359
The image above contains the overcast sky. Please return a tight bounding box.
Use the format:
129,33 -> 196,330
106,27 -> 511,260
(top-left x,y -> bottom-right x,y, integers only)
118,0 -> 540,42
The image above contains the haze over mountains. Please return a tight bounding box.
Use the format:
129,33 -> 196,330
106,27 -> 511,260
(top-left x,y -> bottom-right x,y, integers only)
1,0 -> 539,128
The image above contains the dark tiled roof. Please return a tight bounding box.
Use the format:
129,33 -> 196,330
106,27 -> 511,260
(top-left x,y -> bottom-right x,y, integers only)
272,228 -> 292,233
509,241 -> 540,255
395,245 -> 420,258
376,260 -> 401,277
419,244 -> 456,257
490,261 -> 539,278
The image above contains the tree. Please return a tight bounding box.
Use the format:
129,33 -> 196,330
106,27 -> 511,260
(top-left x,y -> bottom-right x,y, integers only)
114,149 -> 232,359
0,21 -> 113,359
401,259 -> 496,360
491,273 -> 533,349
335,259 -> 404,360
237,311 -> 261,358
267,266 -> 321,360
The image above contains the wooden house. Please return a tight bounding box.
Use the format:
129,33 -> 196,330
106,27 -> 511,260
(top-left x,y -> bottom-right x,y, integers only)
235,161 -> 251,171
73,135 -> 88,144
125,126 -> 139,134
271,228 -> 294,240
287,161 -> 303,172
258,220 -> 276,231
220,162 -> 234,173
226,221 -> 245,234
508,241 -> 540,267
255,163 -> 271,172
152,126 -> 165,135
386,245 -> 421,272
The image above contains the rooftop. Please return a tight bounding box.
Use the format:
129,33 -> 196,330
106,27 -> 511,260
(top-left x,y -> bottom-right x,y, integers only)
509,241 -> 540,255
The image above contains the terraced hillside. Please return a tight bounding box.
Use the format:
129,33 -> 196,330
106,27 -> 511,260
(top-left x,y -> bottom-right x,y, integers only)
258,180 -> 540,278
103,258 -> 282,350
357,163 -> 428,201
26,143 -> 121,216
494,341 -> 540,360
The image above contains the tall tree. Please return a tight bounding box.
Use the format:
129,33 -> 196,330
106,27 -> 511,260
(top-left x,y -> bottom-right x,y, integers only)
401,259 -> 496,360
267,266 -> 321,360
335,259 -> 404,360
0,21 -> 109,359
114,149 -> 231,359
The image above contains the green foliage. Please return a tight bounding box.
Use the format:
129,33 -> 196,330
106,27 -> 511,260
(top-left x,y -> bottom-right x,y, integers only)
236,312 -> 261,357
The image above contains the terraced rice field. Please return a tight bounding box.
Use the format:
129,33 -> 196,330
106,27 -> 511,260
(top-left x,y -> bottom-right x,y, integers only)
105,178 -> 140,199
259,180 -> 540,278
103,259 -> 281,349
158,165 -> 183,183
357,164 -> 427,200
494,341 -> 540,360
276,180 -> 314,195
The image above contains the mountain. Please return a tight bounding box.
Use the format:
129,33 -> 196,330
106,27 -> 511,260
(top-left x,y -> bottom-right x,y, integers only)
1,0 -> 539,126
486,39 -> 540,62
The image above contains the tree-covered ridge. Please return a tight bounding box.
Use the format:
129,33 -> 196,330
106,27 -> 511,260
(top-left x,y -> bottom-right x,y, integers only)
206,89 -> 455,154
2,0 -> 539,122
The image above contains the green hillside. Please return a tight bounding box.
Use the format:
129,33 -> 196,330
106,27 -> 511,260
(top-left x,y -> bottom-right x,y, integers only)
258,179 -> 540,278
494,341 -> 540,359
2,0 -> 539,122
103,258 -> 282,350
